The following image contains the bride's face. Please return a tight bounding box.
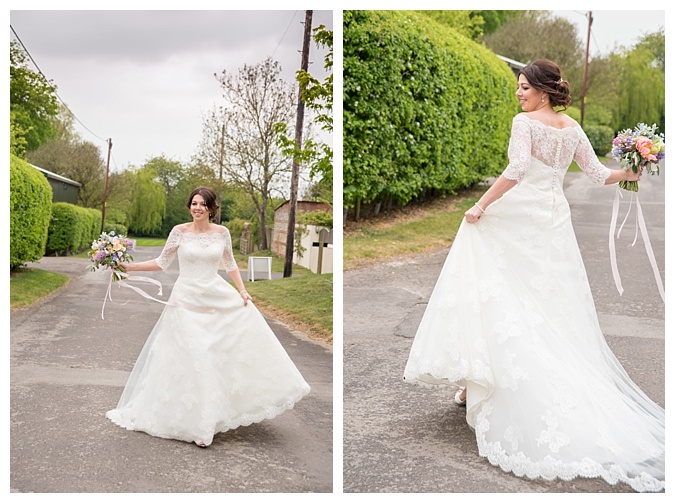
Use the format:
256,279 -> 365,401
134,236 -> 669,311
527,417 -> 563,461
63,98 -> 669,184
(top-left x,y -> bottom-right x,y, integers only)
516,75 -> 546,112
190,194 -> 210,222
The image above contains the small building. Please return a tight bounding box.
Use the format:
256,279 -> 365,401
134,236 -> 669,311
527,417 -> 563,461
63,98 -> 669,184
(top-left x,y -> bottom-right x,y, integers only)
31,164 -> 81,204
497,54 -> 527,77
272,200 -> 333,274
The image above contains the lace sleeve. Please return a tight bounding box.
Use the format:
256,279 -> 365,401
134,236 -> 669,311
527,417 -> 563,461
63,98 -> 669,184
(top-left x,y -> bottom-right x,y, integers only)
155,227 -> 181,270
573,128 -> 612,186
220,228 -> 238,272
502,115 -> 532,184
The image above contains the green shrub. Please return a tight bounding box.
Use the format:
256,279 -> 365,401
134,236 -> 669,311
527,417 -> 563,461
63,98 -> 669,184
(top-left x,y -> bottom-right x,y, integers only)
83,207 -> 102,250
298,210 -> 333,229
104,222 -> 128,236
105,207 -> 129,227
584,125 -> 615,156
343,10 -> 520,213
10,155 -> 53,269
46,203 -> 102,255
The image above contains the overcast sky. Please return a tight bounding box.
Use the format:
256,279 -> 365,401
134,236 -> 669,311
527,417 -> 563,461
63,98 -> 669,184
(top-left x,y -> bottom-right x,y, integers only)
10,9 -> 333,173
551,10 -> 665,58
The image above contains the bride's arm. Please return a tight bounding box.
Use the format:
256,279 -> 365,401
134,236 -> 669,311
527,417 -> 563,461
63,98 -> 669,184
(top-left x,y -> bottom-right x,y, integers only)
120,259 -> 162,272
121,227 -> 180,272
605,167 -> 641,185
466,116 -> 528,224
227,268 -> 252,306
465,175 -> 518,223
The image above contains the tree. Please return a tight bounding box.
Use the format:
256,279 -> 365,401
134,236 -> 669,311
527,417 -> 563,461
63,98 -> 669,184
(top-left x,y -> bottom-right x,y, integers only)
474,11 -> 522,37
10,111 -> 28,158
26,136 -> 106,208
10,40 -> 60,153
129,165 -> 166,235
614,32 -> 665,134
105,169 -> 136,226
141,155 -> 189,235
198,57 -> 296,250
276,24 -> 334,203
482,11 -> 584,94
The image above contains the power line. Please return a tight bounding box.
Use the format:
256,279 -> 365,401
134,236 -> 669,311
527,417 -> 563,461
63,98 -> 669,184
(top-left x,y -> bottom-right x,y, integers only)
10,24 -> 108,144
271,10 -> 298,58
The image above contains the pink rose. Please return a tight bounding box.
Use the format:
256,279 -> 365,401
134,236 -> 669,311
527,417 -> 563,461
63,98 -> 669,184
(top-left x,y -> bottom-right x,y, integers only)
636,137 -> 658,162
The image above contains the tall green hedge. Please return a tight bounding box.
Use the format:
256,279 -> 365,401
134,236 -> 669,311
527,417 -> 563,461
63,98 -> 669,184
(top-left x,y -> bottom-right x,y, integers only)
46,202 -> 102,256
343,10 -> 520,215
10,155 -> 53,269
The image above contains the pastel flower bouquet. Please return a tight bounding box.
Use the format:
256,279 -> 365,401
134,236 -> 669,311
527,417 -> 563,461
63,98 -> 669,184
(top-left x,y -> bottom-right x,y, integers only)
87,231 -> 135,281
612,123 -> 665,192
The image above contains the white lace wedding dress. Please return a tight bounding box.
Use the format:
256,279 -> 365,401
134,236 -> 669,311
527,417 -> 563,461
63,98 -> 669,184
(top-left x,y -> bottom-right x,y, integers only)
403,114 -> 665,492
106,227 -> 310,446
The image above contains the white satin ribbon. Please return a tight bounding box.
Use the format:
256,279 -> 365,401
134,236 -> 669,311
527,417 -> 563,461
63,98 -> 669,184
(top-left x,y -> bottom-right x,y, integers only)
609,185 -> 665,303
101,271 -> 216,319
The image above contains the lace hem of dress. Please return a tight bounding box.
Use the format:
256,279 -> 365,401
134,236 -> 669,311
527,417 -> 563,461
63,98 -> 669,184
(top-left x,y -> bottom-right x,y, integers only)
476,418 -> 665,493
403,369 -> 664,492
105,385 -> 310,444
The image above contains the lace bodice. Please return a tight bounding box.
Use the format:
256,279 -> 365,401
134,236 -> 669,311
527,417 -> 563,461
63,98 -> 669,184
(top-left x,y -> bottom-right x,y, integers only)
155,226 -> 238,278
502,114 -> 611,186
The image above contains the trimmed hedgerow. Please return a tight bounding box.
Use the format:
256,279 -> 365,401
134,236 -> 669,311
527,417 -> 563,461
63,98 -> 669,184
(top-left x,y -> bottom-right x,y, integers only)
10,155 -> 53,269
46,202 -> 102,255
343,10 -> 520,216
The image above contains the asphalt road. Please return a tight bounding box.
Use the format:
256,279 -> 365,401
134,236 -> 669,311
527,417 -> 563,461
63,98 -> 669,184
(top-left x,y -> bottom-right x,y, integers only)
342,162 -> 665,493
10,247 -> 333,493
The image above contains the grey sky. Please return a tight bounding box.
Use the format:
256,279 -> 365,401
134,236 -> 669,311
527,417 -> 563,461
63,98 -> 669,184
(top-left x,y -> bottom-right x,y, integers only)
10,9 -> 333,174
552,10 -> 665,57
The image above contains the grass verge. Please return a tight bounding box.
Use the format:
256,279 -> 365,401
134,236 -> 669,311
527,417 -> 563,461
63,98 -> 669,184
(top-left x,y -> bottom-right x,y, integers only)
10,268 -> 70,310
243,273 -> 333,345
344,189 -> 481,270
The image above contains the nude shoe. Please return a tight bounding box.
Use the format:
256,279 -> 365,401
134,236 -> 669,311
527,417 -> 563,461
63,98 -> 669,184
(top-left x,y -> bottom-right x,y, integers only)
454,388 -> 466,406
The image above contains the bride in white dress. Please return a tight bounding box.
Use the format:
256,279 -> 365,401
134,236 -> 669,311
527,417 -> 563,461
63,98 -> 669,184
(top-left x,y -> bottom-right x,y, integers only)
403,60 -> 664,492
106,186 -> 310,447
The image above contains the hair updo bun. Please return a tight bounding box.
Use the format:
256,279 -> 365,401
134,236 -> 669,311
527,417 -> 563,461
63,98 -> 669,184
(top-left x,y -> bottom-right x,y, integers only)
519,59 -> 572,109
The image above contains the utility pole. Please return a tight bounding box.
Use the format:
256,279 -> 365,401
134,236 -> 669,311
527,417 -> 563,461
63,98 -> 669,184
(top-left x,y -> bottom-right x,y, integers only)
580,11 -> 592,128
217,123 -> 225,224
100,138 -> 113,234
283,10 -> 313,278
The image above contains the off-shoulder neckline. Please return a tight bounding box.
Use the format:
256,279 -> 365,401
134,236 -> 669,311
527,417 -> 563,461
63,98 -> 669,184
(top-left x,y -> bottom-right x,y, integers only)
518,113 -> 580,131
174,226 -> 228,237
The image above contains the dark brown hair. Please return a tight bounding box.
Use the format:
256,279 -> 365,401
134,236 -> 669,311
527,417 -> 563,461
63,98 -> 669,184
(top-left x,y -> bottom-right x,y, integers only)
519,59 -> 572,109
187,186 -> 219,221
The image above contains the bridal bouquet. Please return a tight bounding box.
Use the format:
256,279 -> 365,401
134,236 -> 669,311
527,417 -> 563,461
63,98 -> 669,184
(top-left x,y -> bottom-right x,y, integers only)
87,231 -> 135,281
611,123 -> 665,192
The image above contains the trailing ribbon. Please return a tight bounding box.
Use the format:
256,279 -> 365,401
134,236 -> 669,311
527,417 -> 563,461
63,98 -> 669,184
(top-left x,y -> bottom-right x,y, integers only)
101,271 -> 216,319
608,185 -> 665,303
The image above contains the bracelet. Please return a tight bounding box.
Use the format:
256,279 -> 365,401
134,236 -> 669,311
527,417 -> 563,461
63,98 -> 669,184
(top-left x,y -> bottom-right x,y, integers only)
474,203 -> 486,213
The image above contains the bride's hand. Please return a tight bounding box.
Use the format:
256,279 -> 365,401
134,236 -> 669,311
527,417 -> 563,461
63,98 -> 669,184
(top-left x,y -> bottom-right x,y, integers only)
625,166 -> 643,182
465,205 -> 484,224
239,290 -> 252,306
